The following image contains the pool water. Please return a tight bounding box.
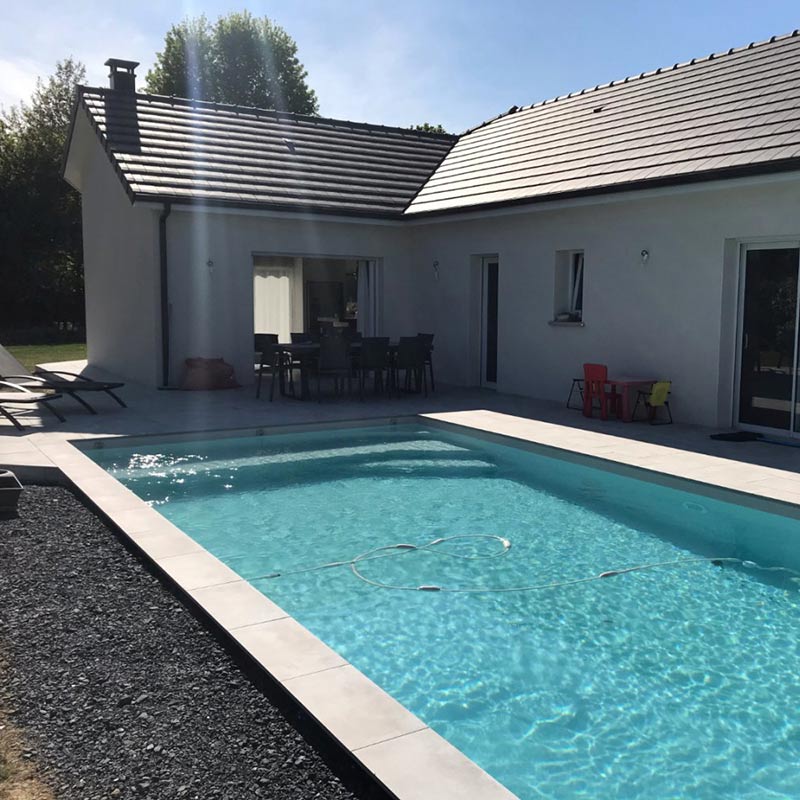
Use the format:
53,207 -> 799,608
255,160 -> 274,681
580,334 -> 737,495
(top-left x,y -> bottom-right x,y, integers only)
91,424 -> 800,799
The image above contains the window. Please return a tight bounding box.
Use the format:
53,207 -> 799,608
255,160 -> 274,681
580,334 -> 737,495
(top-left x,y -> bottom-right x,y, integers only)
553,250 -> 584,323
569,251 -> 584,318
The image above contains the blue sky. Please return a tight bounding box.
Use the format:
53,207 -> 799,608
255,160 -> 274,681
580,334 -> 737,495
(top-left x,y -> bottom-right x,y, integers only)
2,1 -> 799,131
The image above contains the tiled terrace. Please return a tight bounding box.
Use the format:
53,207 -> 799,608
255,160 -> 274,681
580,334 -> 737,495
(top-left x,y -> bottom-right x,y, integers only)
2,361 -> 800,800
1,360 -> 799,497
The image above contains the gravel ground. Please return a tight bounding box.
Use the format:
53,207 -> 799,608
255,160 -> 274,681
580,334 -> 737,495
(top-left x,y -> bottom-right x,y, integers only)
0,486 -> 369,800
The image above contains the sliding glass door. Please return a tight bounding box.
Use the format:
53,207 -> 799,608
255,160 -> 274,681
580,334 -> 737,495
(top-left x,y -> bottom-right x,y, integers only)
737,244 -> 800,434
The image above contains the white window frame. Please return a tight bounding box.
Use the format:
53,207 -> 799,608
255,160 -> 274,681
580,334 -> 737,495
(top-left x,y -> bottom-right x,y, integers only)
552,249 -> 584,323
568,251 -> 584,318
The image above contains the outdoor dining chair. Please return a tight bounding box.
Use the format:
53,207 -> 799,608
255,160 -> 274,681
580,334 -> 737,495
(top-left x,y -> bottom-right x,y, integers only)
315,332 -> 352,400
254,333 -> 281,400
417,333 -> 435,391
356,337 -> 390,400
394,337 -> 428,397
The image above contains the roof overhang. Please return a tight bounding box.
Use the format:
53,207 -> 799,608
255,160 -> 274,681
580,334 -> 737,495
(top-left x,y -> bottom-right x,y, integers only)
62,91 -> 88,192
134,199 -> 405,227
402,165 -> 800,225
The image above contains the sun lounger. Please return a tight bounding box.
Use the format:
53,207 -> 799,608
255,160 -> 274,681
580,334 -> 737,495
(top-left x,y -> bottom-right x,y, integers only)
0,381 -> 65,431
0,345 -> 126,415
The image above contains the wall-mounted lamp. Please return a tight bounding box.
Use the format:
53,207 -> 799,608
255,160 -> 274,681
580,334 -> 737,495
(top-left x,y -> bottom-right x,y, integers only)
433,259 -> 440,281
640,249 -> 650,265
206,259 -> 215,273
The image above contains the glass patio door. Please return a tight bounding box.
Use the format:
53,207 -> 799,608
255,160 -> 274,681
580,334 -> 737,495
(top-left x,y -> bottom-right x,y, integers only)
737,244 -> 800,433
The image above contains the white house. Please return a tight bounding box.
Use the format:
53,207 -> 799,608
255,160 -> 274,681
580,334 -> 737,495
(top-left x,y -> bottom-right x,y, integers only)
64,33 -> 800,435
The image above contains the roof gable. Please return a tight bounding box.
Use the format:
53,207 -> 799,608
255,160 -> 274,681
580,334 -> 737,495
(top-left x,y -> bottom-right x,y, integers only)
76,88 -> 456,218
406,31 -> 800,216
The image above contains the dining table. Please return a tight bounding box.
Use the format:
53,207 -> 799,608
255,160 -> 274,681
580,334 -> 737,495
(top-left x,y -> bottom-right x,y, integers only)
275,340 -> 404,400
605,376 -> 657,422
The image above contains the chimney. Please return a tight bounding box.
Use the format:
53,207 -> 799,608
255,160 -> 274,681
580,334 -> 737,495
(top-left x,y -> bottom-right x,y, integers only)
105,58 -> 139,93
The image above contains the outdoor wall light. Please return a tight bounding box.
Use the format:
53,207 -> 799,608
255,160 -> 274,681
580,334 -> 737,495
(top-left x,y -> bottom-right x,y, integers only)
207,259 -> 215,273
640,249 -> 650,265
433,260 -> 440,280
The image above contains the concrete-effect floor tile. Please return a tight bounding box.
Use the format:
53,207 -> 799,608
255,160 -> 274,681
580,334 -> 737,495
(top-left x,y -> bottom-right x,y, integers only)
155,550 -> 241,591
0,450 -> 56,469
128,528 -> 204,560
0,438 -> 40,455
99,504 -> 166,534
284,665 -> 427,751
231,617 -> 346,681
190,580 -> 289,629
355,727 -> 518,800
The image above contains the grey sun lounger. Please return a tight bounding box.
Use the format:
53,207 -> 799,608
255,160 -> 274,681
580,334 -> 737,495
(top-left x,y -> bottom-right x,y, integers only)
0,345 -> 126,415
0,381 -> 65,431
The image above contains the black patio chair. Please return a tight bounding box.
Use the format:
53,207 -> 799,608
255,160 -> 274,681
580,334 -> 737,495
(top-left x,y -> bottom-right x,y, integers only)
394,337 -> 427,397
417,333 -> 435,392
315,332 -> 352,400
356,337 -> 390,400
566,378 -> 584,410
254,333 -> 282,400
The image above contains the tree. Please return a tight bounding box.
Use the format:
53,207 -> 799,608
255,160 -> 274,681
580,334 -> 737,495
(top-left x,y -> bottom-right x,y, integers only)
0,58 -> 86,335
146,11 -> 318,114
411,123 -> 449,134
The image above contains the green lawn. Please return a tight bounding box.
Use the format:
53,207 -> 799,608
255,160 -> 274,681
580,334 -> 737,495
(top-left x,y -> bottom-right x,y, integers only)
6,342 -> 87,372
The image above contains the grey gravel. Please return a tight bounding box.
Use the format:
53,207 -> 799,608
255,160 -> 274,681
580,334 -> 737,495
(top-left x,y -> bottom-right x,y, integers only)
0,486 -> 368,800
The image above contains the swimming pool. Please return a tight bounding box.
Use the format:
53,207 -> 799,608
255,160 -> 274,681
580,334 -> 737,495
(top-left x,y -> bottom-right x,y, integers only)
90,422 -> 800,799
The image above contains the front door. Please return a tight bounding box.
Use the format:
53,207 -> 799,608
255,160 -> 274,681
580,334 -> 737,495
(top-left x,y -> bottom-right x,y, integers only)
481,257 -> 499,387
737,244 -> 800,434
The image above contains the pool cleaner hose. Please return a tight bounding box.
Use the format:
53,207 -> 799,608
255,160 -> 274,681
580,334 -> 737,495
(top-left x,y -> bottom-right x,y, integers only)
244,535 -> 800,594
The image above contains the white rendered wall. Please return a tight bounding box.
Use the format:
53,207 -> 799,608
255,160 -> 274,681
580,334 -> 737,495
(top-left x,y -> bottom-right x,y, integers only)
164,210 -> 411,388
79,115 -> 160,385
77,126 -> 800,427
403,179 -> 800,426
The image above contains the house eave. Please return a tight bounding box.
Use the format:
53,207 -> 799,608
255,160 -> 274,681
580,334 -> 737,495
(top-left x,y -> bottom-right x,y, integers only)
403,160 -> 800,223
133,195 -> 407,225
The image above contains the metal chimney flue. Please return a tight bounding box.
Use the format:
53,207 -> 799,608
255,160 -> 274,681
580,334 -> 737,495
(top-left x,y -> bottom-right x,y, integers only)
105,58 -> 139,93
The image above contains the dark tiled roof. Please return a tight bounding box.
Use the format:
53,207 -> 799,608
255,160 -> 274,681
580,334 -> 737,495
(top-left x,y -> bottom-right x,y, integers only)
77,88 -> 456,217
406,31 -> 800,216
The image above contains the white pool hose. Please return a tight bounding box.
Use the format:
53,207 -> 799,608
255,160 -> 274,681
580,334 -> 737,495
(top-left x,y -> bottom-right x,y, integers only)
243,534 -> 800,594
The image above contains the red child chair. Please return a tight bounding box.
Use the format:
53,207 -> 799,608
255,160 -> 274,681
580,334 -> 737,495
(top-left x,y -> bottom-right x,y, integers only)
582,363 -> 621,419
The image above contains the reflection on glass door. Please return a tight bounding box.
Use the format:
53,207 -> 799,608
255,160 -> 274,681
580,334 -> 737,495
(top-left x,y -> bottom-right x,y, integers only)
738,245 -> 800,433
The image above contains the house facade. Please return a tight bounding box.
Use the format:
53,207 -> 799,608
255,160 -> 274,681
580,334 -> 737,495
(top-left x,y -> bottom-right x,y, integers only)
64,36 -> 800,433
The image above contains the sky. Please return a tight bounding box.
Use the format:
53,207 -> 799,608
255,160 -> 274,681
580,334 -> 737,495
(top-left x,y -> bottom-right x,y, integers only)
1,0 -> 799,132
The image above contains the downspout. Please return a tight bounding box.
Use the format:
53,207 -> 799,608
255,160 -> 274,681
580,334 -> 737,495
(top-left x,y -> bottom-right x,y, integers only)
158,202 -> 172,387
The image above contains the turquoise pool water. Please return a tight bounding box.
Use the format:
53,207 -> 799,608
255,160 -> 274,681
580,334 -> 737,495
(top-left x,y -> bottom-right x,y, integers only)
91,424 -> 800,799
